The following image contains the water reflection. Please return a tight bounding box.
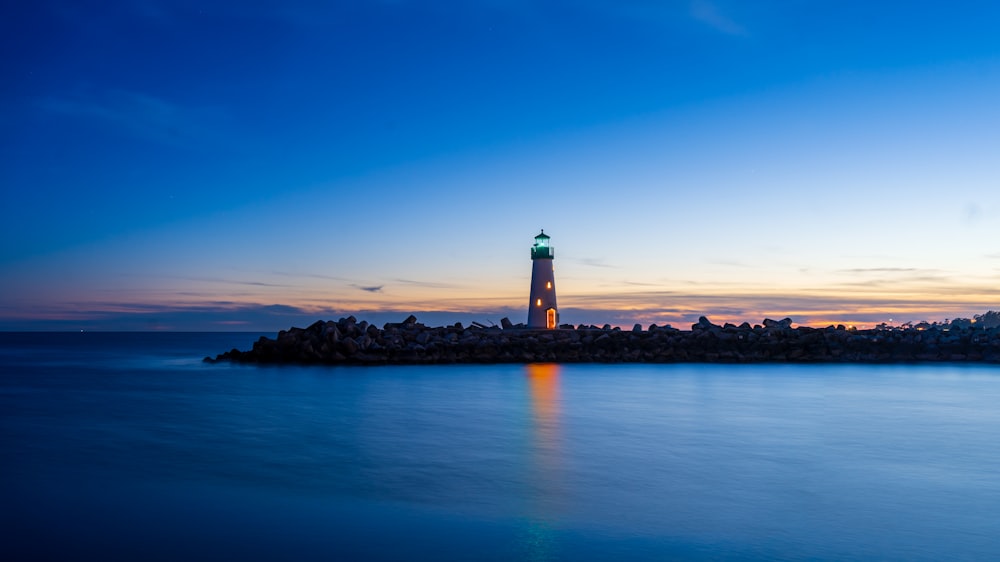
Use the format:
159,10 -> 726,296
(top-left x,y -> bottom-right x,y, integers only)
522,363 -> 563,561
528,363 -> 562,468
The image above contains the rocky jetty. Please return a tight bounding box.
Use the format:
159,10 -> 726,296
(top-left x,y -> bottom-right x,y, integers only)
206,315 -> 1000,365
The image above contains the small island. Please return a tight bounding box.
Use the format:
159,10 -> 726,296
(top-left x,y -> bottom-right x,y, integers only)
207,314 -> 1000,365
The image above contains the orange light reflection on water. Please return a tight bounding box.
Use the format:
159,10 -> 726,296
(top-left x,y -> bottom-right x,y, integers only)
526,363 -> 562,458
522,363 -> 564,559
525,364 -> 564,495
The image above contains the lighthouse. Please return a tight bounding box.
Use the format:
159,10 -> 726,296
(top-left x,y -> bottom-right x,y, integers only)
528,230 -> 559,329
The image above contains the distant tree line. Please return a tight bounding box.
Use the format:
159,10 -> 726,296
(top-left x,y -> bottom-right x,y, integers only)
973,311 -> 1000,328
887,310 -> 1000,331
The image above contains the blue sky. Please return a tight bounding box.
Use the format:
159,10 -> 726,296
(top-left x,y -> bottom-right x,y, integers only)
2,1 -> 1000,330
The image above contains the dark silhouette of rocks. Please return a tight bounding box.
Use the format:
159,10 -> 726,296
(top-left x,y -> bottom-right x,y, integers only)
206,315 -> 1000,365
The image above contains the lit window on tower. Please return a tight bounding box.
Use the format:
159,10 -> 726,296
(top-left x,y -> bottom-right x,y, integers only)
546,281 -> 552,289
536,298 -> 542,307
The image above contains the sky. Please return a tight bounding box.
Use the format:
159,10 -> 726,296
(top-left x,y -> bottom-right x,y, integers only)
2,0 -> 1000,331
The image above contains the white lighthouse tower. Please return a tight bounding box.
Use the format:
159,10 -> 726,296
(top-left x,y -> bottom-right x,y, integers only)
528,230 -> 559,329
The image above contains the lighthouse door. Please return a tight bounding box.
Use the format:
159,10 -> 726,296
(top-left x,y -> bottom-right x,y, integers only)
545,308 -> 557,329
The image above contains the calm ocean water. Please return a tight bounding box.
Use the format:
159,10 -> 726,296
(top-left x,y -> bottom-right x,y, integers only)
3,332 -> 1000,561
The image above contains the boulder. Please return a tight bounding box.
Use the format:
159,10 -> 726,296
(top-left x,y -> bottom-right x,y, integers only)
693,316 -> 718,330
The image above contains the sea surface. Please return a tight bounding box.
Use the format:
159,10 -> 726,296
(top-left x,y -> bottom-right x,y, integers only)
3,332 -> 1000,561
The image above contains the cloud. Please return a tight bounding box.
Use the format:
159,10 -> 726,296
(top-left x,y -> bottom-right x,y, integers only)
621,280 -> 663,287
839,267 -> 921,274
271,271 -> 352,282
707,259 -> 752,267
0,301 -> 525,332
555,286 -> 1000,328
393,278 -> 457,289
160,275 -> 291,288
831,267 -> 957,289
354,285 -> 384,293
6,289 -> 1000,332
0,302 -> 333,331
574,257 -> 617,269
37,89 -> 220,148
689,0 -> 746,35
102,0 -> 349,28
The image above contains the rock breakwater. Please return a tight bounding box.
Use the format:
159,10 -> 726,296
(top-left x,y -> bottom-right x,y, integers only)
207,315 -> 1000,365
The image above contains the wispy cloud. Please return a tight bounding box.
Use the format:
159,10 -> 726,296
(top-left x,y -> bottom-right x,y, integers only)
162,275 -> 290,288
559,289 -> 1000,328
6,289 -> 1000,332
0,300 -> 525,332
105,0 -> 347,28
37,89 -> 221,148
689,0 -> 746,36
621,280 -> 663,287
393,278 -> 457,289
271,271 -> 352,282
572,257 -> 616,269
708,259 -> 749,267
831,267 -> 957,289
838,267 -> 922,274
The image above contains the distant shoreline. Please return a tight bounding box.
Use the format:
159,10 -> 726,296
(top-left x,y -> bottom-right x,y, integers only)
206,315 -> 1000,365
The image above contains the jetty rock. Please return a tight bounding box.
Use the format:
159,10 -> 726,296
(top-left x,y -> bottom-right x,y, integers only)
205,316 -> 1000,365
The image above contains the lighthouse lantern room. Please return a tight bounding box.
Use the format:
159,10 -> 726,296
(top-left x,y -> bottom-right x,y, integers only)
528,230 -> 558,329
